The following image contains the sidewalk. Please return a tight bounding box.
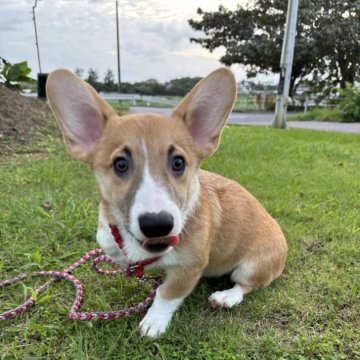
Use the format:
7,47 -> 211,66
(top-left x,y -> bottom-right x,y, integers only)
229,112 -> 360,134
129,107 -> 360,134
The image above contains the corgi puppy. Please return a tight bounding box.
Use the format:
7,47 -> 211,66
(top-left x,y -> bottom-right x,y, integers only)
46,68 -> 287,337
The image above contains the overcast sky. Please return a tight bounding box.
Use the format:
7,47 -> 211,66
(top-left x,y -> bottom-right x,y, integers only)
0,0 -> 275,84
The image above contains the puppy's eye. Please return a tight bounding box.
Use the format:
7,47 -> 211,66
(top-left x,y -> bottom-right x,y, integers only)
172,155 -> 185,174
113,157 -> 129,176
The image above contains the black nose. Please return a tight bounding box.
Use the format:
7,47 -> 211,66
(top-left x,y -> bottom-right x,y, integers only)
138,211 -> 174,238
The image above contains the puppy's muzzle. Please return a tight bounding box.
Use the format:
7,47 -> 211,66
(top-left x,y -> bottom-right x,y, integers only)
138,211 -> 180,253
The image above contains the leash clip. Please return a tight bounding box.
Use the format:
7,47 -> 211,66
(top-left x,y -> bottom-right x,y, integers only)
125,264 -> 145,279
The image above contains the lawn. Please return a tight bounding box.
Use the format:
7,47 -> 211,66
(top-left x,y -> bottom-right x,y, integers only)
1,125 -> 360,359
288,107 -> 342,122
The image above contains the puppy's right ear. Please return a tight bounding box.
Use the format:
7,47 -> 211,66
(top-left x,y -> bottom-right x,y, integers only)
46,69 -> 116,162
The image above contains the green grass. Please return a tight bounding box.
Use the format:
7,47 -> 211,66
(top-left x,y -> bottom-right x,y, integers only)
107,100 -> 133,115
233,94 -> 258,111
1,126 -> 360,359
288,107 -> 342,122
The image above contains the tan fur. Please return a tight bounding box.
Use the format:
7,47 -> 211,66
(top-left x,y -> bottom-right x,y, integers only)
47,67 -> 287,325
156,169 -> 287,300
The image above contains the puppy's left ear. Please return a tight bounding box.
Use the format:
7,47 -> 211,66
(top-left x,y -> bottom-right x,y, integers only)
172,68 -> 237,160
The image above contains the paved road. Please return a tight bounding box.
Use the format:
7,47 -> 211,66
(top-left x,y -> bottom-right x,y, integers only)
129,107 -> 360,134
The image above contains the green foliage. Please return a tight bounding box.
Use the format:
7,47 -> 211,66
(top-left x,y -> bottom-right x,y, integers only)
165,77 -> 202,96
189,0 -> 360,94
79,66 -> 202,96
86,67 -> 99,89
0,57 -> 35,90
103,68 -> 116,91
1,127 -> 360,358
132,78 -> 165,95
315,0 -> 360,89
288,107 -> 342,122
338,83 -> 360,123
301,74 -> 339,106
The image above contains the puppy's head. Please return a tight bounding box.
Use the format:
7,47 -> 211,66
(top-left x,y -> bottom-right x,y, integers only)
47,68 -> 236,254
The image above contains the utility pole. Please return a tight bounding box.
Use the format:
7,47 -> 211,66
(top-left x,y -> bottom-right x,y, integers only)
32,0 -> 42,73
272,0 -> 298,128
115,0 -> 121,93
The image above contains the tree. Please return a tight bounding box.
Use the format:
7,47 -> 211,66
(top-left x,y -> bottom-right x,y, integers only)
86,68 -> 99,89
104,69 -> 115,85
165,77 -> 202,96
312,0 -> 360,89
103,69 -> 116,92
133,79 -> 165,95
118,82 -> 134,94
74,67 -> 84,78
189,0 -> 360,94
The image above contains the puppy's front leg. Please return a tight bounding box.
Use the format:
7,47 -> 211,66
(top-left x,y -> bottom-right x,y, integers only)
140,266 -> 203,337
139,288 -> 183,338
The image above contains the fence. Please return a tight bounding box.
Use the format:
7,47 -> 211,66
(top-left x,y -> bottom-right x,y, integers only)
21,92 -> 179,107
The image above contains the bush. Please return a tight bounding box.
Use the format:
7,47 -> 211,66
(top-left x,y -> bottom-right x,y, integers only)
0,57 -> 35,90
338,83 -> 360,122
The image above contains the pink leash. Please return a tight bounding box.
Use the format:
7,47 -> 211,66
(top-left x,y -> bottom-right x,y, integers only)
0,225 -> 161,321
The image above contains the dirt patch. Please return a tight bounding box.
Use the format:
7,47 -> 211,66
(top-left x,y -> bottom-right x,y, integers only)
0,86 -> 59,156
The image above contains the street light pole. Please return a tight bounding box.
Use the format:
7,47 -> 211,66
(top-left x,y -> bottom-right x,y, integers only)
272,0 -> 298,128
32,0 -> 42,73
115,0 -> 121,93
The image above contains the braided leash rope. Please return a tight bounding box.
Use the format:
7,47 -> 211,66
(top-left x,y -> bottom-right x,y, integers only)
0,249 -> 161,321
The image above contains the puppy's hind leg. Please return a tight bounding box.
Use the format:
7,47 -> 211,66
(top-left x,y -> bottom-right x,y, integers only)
209,284 -> 252,308
209,261 -> 255,308
209,252 -> 286,309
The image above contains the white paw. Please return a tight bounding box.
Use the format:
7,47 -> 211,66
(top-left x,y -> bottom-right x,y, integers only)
139,290 -> 184,337
209,285 -> 244,308
140,310 -> 172,337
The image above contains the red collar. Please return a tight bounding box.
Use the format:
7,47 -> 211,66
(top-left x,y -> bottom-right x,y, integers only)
109,224 -> 160,278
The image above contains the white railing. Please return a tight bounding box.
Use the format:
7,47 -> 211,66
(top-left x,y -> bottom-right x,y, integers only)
21,92 -> 179,107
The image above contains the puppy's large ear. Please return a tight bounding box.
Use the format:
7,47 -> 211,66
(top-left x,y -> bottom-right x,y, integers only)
46,69 -> 116,162
172,68 -> 236,160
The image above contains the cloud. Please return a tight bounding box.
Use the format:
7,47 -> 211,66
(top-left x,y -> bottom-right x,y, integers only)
0,0 -> 245,82
173,48 -> 225,59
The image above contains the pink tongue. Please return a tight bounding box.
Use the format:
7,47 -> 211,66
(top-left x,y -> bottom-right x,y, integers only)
143,235 -> 180,249
167,235 -> 180,247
